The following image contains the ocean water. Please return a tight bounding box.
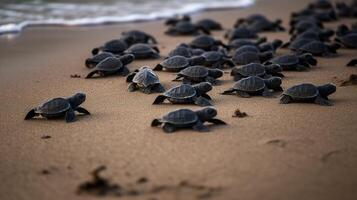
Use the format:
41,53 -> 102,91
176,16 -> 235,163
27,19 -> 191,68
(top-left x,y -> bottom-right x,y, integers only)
0,0 -> 254,35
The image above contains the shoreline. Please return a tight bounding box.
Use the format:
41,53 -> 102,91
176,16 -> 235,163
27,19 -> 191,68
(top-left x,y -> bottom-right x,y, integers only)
1,0 -> 357,200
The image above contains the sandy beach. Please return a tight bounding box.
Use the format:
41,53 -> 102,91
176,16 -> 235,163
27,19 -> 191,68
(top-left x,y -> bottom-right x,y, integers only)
1,0 -> 357,199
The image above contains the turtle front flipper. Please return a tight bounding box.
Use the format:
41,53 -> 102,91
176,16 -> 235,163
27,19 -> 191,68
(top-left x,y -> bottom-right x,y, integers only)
224,59 -> 235,68
24,109 -> 38,120
76,107 -> 91,115
194,96 -> 212,107
128,83 -> 138,92
118,67 -> 130,76
153,95 -> 167,104
85,70 -> 99,79
153,64 -> 163,71
172,74 -> 184,82
280,95 -> 292,104
163,123 -> 176,133
262,88 -> 275,98
206,118 -> 227,125
65,108 -> 77,123
347,59 -> 357,67
200,93 -> 212,100
221,89 -> 236,95
126,72 -> 137,82
314,96 -> 333,106
192,121 -> 209,132
237,91 -> 251,98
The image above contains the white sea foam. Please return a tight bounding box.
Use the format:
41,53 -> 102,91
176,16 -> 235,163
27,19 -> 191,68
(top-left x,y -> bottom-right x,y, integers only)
0,0 -> 254,35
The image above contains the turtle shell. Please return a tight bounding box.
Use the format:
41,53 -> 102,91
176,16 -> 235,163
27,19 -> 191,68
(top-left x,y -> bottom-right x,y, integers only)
227,27 -> 258,40
298,41 -> 329,55
179,66 -> 209,78
270,54 -> 299,66
37,98 -> 70,115
288,38 -> 314,51
337,33 -> 357,48
164,84 -> 196,100
284,83 -> 319,99
202,51 -> 223,62
86,52 -> 115,67
190,35 -> 215,49
233,51 -> 260,65
196,19 -> 222,30
122,30 -> 152,44
235,45 -> 260,55
233,76 -> 266,92
168,46 -> 193,58
162,109 -> 198,126
175,21 -> 197,34
102,39 -> 128,54
133,67 -> 160,87
236,63 -> 266,77
125,43 -> 156,57
160,56 -> 189,70
95,57 -> 123,71
228,39 -> 257,49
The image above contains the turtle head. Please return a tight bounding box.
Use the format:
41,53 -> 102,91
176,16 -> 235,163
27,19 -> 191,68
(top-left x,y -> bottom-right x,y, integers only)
122,35 -> 135,46
265,77 -> 282,90
256,37 -> 268,45
272,39 -> 283,49
119,54 -> 135,65
318,83 -> 336,99
189,56 -> 206,65
193,82 -> 212,95
196,107 -> 217,121
336,24 -> 349,37
68,92 -> 86,108
300,53 -> 317,66
265,64 -> 283,74
260,51 -> 274,62
208,69 -> 223,79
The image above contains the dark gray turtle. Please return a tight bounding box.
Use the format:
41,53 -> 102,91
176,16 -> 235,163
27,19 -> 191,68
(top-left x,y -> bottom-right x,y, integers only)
151,107 -> 226,133
308,0 -> 333,9
246,18 -> 285,32
335,33 -> 357,49
24,92 -> 90,123
347,59 -> 357,67
85,55 -> 134,78
297,41 -> 340,57
291,29 -> 334,42
336,24 -> 357,37
165,21 -> 210,36
196,19 -> 223,31
85,52 -> 116,68
259,39 -> 283,53
289,20 -> 323,35
91,38 -> 133,55
124,43 -> 160,59
153,82 -> 213,106
165,15 -> 191,26
167,45 -> 194,58
201,51 -> 235,69
282,38 -> 316,51
336,2 -> 357,18
189,35 -> 228,51
280,83 -> 336,106
227,37 -> 267,50
126,66 -> 165,94
235,45 -> 261,54
173,65 -> 223,85
231,63 -> 284,81
154,56 -> 205,72
266,53 -> 317,71
232,51 -> 273,65
225,27 -> 258,41
221,76 -> 282,97
234,14 -> 270,27
122,30 -> 157,44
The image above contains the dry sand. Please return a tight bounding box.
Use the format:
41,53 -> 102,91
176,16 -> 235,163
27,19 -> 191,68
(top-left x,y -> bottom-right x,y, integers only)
1,0 -> 357,199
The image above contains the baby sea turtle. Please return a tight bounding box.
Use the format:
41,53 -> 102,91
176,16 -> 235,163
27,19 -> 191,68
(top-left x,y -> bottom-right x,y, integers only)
266,53 -> 317,71
221,76 -> 283,97
153,82 -> 213,106
336,24 -> 357,37
201,51 -> 235,69
347,59 -> 357,67
245,18 -> 285,32
280,83 -> 336,106
154,56 -> 205,72
282,38 -> 316,51
92,38 -> 133,55
259,39 -> 283,53
297,41 -> 340,57
231,63 -> 284,81
24,92 -> 90,123
189,35 -> 228,51
196,19 -> 223,31
167,45 -> 194,58
151,107 -> 226,133
165,21 -> 210,36
165,15 -> 191,26
85,55 -> 134,78
126,66 -> 165,94
335,33 -> 357,49
85,52 -> 115,68
233,51 -> 273,65
225,27 -> 258,41
227,37 -> 267,50
124,43 -> 160,59
122,30 -> 157,44
173,66 -> 223,85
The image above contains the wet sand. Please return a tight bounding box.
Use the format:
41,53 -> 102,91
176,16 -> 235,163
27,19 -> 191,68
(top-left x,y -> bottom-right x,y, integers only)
1,0 -> 357,199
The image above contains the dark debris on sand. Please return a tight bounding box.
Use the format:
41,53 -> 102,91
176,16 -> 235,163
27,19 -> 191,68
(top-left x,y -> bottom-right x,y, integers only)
232,109 -> 248,118
41,135 -> 51,139
70,74 -> 81,78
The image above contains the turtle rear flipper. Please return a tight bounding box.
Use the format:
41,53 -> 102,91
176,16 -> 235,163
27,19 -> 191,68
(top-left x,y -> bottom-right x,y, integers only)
194,96 -> 212,107
85,70 -> 99,79
347,59 -> 357,67
76,107 -> 90,115
192,121 -> 209,132
163,123 -> 176,133
65,109 -> 76,123
237,91 -> 250,98
221,89 -> 236,95
25,109 -> 38,120
314,96 -> 333,106
206,118 -> 227,125
153,95 -> 167,104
